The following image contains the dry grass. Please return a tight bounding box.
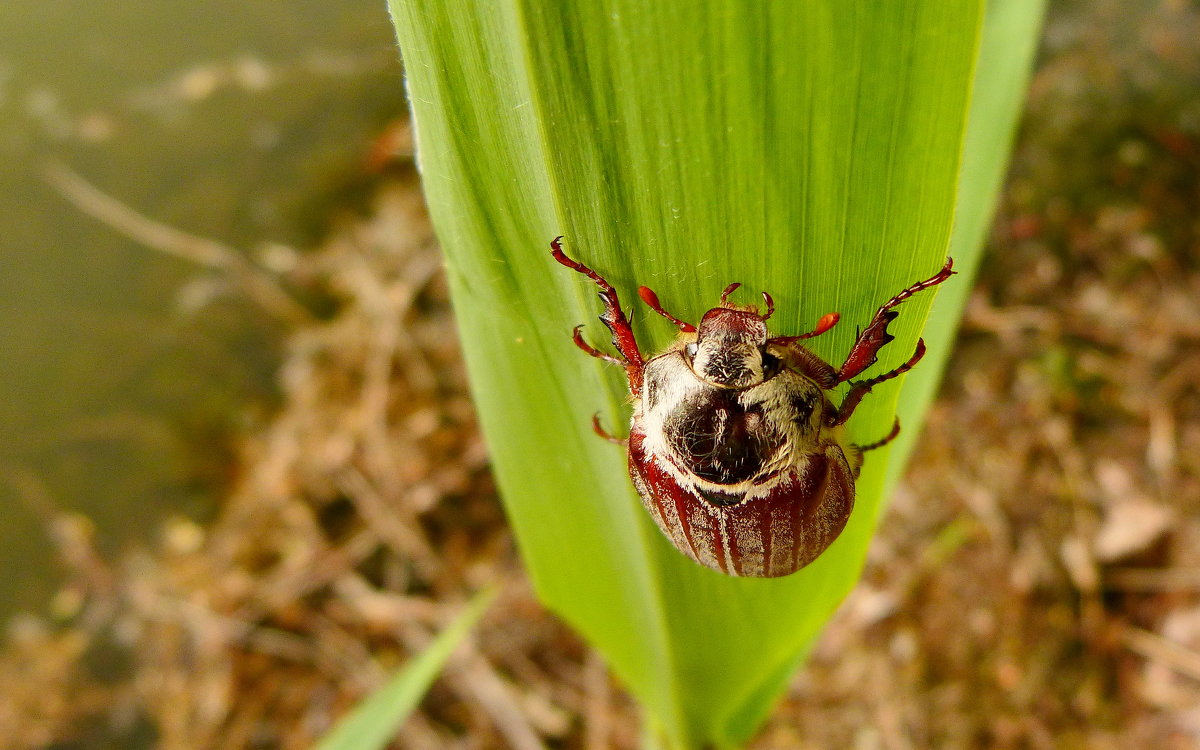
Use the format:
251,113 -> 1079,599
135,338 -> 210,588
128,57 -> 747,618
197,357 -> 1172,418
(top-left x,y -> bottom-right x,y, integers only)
4,164 -> 616,749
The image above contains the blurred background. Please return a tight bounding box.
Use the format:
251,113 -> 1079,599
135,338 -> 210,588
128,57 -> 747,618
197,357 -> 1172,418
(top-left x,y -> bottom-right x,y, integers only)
0,0 -> 406,617
1,0 -> 1198,748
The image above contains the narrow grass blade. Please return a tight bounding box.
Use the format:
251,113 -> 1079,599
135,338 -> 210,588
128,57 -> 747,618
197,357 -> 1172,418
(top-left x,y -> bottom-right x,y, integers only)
313,590 -> 494,750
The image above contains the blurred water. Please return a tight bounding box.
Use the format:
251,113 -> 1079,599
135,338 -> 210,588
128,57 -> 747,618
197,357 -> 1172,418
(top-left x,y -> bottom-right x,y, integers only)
0,0 -> 407,619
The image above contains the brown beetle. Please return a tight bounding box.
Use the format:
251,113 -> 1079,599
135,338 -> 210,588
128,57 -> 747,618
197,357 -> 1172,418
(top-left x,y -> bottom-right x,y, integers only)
552,237 -> 954,577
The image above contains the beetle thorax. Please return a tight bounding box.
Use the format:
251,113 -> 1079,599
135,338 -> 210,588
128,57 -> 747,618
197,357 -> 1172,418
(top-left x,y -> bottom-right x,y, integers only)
636,348 -> 830,505
690,307 -> 769,389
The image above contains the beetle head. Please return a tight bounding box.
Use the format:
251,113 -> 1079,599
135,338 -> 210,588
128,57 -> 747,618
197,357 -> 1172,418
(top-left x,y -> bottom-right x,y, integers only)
688,307 -> 771,389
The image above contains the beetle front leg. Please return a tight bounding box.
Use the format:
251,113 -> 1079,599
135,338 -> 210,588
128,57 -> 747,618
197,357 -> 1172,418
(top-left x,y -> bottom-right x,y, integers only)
551,237 -> 645,392
837,258 -> 954,383
571,326 -> 623,365
831,339 -> 926,427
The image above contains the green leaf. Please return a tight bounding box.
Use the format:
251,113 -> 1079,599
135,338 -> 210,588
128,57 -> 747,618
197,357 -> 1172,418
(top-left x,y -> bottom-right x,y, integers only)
389,2 -> 1042,747
884,0 -> 1048,493
313,590 -> 494,750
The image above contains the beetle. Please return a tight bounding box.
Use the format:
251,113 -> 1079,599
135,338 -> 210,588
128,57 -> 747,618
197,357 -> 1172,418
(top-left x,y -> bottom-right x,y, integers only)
551,237 -> 955,577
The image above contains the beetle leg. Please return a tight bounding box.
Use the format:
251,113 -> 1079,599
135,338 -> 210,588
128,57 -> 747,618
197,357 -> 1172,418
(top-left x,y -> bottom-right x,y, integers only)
831,339 -> 926,426
592,413 -> 627,445
571,325 -> 624,365
837,258 -> 954,383
551,237 -> 645,392
842,418 -> 901,478
855,417 -> 901,452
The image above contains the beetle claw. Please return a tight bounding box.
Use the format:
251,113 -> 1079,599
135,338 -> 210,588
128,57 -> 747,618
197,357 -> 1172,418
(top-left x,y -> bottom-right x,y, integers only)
591,414 -> 626,445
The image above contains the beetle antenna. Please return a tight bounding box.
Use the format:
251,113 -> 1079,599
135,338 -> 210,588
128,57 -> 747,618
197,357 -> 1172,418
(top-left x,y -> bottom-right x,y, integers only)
760,292 -> 775,320
719,282 -> 742,306
637,286 -> 696,332
796,312 -> 840,339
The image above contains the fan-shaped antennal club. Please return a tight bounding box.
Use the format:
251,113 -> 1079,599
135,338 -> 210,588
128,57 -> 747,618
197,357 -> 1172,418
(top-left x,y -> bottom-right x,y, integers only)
719,282 -> 741,306
637,286 -> 696,332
